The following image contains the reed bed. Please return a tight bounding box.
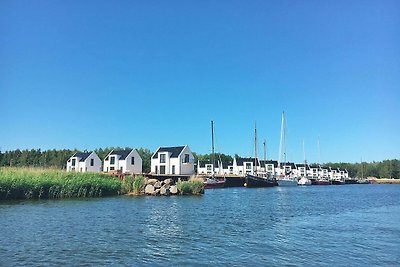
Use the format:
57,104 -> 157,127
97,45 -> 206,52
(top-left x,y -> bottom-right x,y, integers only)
176,177 -> 204,195
0,168 -> 122,200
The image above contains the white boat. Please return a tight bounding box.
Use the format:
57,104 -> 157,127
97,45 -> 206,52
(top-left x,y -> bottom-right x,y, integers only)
297,140 -> 312,186
297,176 -> 312,186
276,111 -> 298,187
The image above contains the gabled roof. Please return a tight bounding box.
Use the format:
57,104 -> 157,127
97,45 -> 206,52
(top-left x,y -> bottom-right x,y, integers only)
279,162 -> 296,168
221,162 -> 233,168
72,152 -> 92,162
198,160 -> 212,168
153,146 -> 186,159
110,149 -> 133,160
321,166 -> 330,170
309,164 -> 321,169
260,160 -> 278,168
235,157 -> 258,166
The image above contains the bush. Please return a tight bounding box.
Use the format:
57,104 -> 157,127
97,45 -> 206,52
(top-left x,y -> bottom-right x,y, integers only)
176,178 -> 204,195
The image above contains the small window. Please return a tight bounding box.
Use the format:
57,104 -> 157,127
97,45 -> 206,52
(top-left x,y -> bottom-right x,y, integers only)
155,166 -> 158,174
90,159 -> 94,166
172,165 -> 175,174
246,163 -> 252,170
160,166 -> 166,174
184,154 -> 190,163
72,159 -> 76,167
131,157 -> 135,165
110,156 -> 115,165
110,167 -> 115,171
160,154 -> 166,163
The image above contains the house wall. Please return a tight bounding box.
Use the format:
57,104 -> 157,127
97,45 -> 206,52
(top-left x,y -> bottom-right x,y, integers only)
178,146 -> 195,175
124,150 -> 143,174
103,154 -> 121,172
83,153 -> 102,172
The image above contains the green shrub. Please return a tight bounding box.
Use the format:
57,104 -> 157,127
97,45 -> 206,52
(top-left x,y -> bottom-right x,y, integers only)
176,179 -> 204,195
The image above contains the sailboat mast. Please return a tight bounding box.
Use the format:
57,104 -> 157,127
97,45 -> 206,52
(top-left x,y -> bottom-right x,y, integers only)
263,139 -> 266,174
317,136 -> 321,165
211,120 -> 215,176
254,122 -> 257,173
278,112 -> 284,169
303,139 -> 307,177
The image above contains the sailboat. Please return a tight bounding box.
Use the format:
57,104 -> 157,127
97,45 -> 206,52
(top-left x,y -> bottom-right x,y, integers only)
297,140 -> 312,186
245,122 -> 278,188
357,158 -> 369,184
276,112 -> 298,186
203,120 -> 226,189
313,137 -> 331,185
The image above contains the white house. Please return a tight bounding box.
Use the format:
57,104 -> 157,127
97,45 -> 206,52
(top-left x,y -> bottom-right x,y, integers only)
309,165 -> 321,179
103,149 -> 142,174
197,160 -> 220,175
67,151 -> 101,172
276,162 -> 297,177
151,145 -> 195,175
233,157 -> 259,176
221,161 -> 234,175
295,163 -> 310,177
321,166 -> 330,179
260,160 -> 278,177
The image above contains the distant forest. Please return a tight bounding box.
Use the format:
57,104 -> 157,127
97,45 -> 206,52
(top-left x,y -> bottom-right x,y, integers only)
0,148 -> 399,178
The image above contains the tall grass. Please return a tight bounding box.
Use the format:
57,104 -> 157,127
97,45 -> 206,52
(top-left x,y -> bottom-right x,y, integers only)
0,168 -> 122,200
121,175 -> 146,195
176,177 -> 204,195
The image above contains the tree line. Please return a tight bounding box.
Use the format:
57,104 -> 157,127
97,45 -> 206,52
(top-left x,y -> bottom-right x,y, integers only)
0,148 -> 398,178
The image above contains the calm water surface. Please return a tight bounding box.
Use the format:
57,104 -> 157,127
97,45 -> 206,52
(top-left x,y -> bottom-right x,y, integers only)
1,185 -> 399,266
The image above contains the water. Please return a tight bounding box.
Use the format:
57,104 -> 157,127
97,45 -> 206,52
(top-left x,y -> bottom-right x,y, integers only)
1,185 -> 399,266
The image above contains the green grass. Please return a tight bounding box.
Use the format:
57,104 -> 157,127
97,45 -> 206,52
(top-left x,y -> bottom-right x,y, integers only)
0,168 -> 122,200
122,175 -> 146,195
176,178 -> 204,195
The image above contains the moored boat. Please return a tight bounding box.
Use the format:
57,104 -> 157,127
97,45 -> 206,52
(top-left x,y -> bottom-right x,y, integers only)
277,177 -> 298,186
204,177 -> 226,189
314,179 -> 331,185
331,179 -> 345,185
297,176 -> 312,186
246,174 -> 278,187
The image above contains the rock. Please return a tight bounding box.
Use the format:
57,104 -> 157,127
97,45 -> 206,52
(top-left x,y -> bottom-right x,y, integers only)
145,184 -> 155,195
163,184 -> 170,190
164,178 -> 172,185
155,189 -> 160,195
154,181 -> 161,189
170,185 -> 178,195
160,186 -> 169,196
147,179 -> 158,185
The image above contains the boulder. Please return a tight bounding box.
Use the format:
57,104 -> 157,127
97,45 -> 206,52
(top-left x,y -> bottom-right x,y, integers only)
147,179 -> 158,185
155,189 -> 160,195
160,186 -> 169,196
164,178 -> 172,185
145,184 -> 155,195
154,181 -> 161,189
163,184 -> 170,190
170,185 -> 178,195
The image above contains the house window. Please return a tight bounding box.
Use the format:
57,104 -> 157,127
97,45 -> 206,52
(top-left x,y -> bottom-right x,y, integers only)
90,159 -> 94,166
110,156 -> 115,165
245,163 -> 251,170
267,165 -> 272,171
160,154 -> 166,163
110,167 -> 114,171
131,157 -> 135,165
72,159 -> 76,167
155,166 -> 158,174
183,154 -> 190,163
120,167 -> 123,171
172,165 -> 175,174
160,166 -> 166,174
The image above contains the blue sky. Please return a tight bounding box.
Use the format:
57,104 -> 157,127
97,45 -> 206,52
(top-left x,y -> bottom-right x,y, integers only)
1,0 -> 399,163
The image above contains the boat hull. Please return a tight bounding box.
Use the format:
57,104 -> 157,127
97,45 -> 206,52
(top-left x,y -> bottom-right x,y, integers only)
277,178 -> 298,187
204,178 -> 226,189
245,175 -> 278,188
313,179 -> 331,185
331,180 -> 345,185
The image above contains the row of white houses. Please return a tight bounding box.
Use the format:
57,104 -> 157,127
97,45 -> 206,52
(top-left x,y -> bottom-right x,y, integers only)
66,145 -> 196,175
66,145 -> 348,179
197,158 -> 349,179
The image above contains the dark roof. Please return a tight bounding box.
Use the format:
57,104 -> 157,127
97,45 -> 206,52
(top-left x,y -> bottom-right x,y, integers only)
280,162 -> 296,168
153,146 -> 186,159
259,160 -> 278,168
199,160 -> 212,168
309,164 -> 321,169
296,163 -> 310,170
235,157 -> 258,166
221,162 -> 233,168
110,149 -> 133,160
73,152 -> 92,162
321,166 -> 330,170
